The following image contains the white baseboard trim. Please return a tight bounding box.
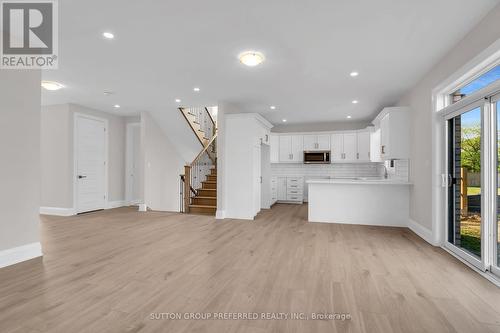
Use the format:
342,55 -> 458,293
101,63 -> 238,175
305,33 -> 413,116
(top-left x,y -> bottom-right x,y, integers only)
40,207 -> 75,216
408,218 -> 436,246
215,210 -> 225,219
0,242 -> 43,269
105,200 -> 128,209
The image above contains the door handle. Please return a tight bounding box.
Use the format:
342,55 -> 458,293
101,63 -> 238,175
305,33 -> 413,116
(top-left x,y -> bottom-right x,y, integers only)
78,175 -> 87,179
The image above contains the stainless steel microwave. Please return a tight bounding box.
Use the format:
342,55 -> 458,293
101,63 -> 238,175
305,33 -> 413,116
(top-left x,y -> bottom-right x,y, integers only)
303,151 -> 330,164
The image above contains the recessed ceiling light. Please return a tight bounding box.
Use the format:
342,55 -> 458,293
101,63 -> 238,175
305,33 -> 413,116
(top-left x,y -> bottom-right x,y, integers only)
239,51 -> 265,67
41,80 -> 64,91
270,106 -> 276,110
350,71 -> 359,77
193,87 -> 200,92
282,119 -> 287,123
175,99 -> 181,103
113,104 -> 120,108
352,100 -> 359,104
103,32 -> 114,39
347,115 -> 352,119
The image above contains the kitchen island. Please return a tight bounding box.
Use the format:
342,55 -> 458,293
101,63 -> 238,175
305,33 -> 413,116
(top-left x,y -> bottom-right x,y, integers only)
307,178 -> 411,227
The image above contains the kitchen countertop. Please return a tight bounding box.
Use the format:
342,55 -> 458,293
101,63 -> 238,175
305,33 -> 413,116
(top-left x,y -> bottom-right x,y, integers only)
306,178 -> 412,185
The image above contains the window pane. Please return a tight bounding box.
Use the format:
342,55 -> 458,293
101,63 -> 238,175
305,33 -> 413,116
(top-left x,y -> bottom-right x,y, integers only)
448,107 -> 482,258
451,65 -> 500,103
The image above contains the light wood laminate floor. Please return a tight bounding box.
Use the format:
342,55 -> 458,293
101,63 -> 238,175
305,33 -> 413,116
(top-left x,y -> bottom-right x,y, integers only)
1,204 -> 500,333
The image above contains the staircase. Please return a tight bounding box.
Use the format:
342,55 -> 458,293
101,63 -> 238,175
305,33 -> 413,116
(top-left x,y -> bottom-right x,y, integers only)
188,167 -> 217,215
180,107 -> 217,216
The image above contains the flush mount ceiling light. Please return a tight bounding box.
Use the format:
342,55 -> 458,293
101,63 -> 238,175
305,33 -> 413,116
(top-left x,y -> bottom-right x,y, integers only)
350,71 -> 359,77
347,115 -> 352,119
41,80 -> 64,91
103,32 -> 114,39
175,99 -> 181,103
352,100 -> 359,104
270,106 -> 276,110
193,87 -> 200,92
113,104 -> 120,108
239,51 -> 265,67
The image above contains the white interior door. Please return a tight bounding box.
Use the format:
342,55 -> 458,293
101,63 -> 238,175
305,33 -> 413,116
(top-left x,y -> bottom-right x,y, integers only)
75,115 -> 106,213
126,123 -> 141,204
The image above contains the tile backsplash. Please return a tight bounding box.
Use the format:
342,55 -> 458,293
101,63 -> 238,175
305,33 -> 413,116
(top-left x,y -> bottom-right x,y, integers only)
271,160 -> 409,181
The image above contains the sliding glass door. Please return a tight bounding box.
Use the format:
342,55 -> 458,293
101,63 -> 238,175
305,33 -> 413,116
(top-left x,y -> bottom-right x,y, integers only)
447,105 -> 484,268
494,94 -> 500,275
446,92 -> 500,274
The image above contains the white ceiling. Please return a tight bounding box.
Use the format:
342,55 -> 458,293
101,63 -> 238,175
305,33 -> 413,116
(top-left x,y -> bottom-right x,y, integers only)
42,0 -> 499,125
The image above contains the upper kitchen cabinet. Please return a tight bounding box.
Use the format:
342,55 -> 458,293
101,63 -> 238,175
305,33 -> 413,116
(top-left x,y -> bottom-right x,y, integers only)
303,134 -> 330,151
270,135 -> 280,163
356,131 -> 371,162
279,135 -> 303,163
370,129 -> 382,162
331,131 -> 371,163
375,107 -> 410,160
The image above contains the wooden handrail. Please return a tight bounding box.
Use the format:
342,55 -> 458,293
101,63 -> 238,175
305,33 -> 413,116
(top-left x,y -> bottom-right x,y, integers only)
204,107 -> 216,128
190,133 -> 217,166
179,107 -> 206,147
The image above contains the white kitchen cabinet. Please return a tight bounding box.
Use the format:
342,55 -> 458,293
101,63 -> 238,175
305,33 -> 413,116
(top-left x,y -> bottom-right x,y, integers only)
331,133 -> 357,162
279,135 -> 303,163
370,129 -> 382,162
303,135 -> 316,151
270,177 -> 278,205
277,177 -> 287,201
279,136 -> 292,162
317,135 -> 330,150
270,135 -> 279,163
331,132 -> 371,163
331,134 -> 344,161
356,131 -> 371,162
290,136 -> 303,162
303,134 -> 330,151
343,133 -> 357,161
377,107 -> 410,160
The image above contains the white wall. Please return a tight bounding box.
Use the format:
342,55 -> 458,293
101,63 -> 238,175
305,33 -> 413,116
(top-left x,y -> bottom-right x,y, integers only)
41,104 -> 72,207
141,111 -> 185,212
398,4 -> 500,238
0,70 -> 42,263
40,103 -> 130,209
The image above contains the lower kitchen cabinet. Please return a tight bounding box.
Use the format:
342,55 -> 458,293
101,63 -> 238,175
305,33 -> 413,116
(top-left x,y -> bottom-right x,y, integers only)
276,176 -> 303,203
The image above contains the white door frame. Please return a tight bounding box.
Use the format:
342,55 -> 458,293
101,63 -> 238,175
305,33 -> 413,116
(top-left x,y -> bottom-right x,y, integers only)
73,113 -> 109,213
125,122 -> 140,205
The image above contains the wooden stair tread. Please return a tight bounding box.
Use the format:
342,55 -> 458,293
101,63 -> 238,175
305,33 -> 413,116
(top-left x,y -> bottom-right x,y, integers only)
189,204 -> 217,208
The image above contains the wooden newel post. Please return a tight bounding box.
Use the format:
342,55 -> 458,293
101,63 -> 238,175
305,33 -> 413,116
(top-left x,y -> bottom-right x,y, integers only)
184,165 -> 191,213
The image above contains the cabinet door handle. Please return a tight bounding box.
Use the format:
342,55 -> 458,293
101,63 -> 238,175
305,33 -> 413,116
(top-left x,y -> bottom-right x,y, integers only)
357,153 -> 359,159
381,145 -> 385,154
